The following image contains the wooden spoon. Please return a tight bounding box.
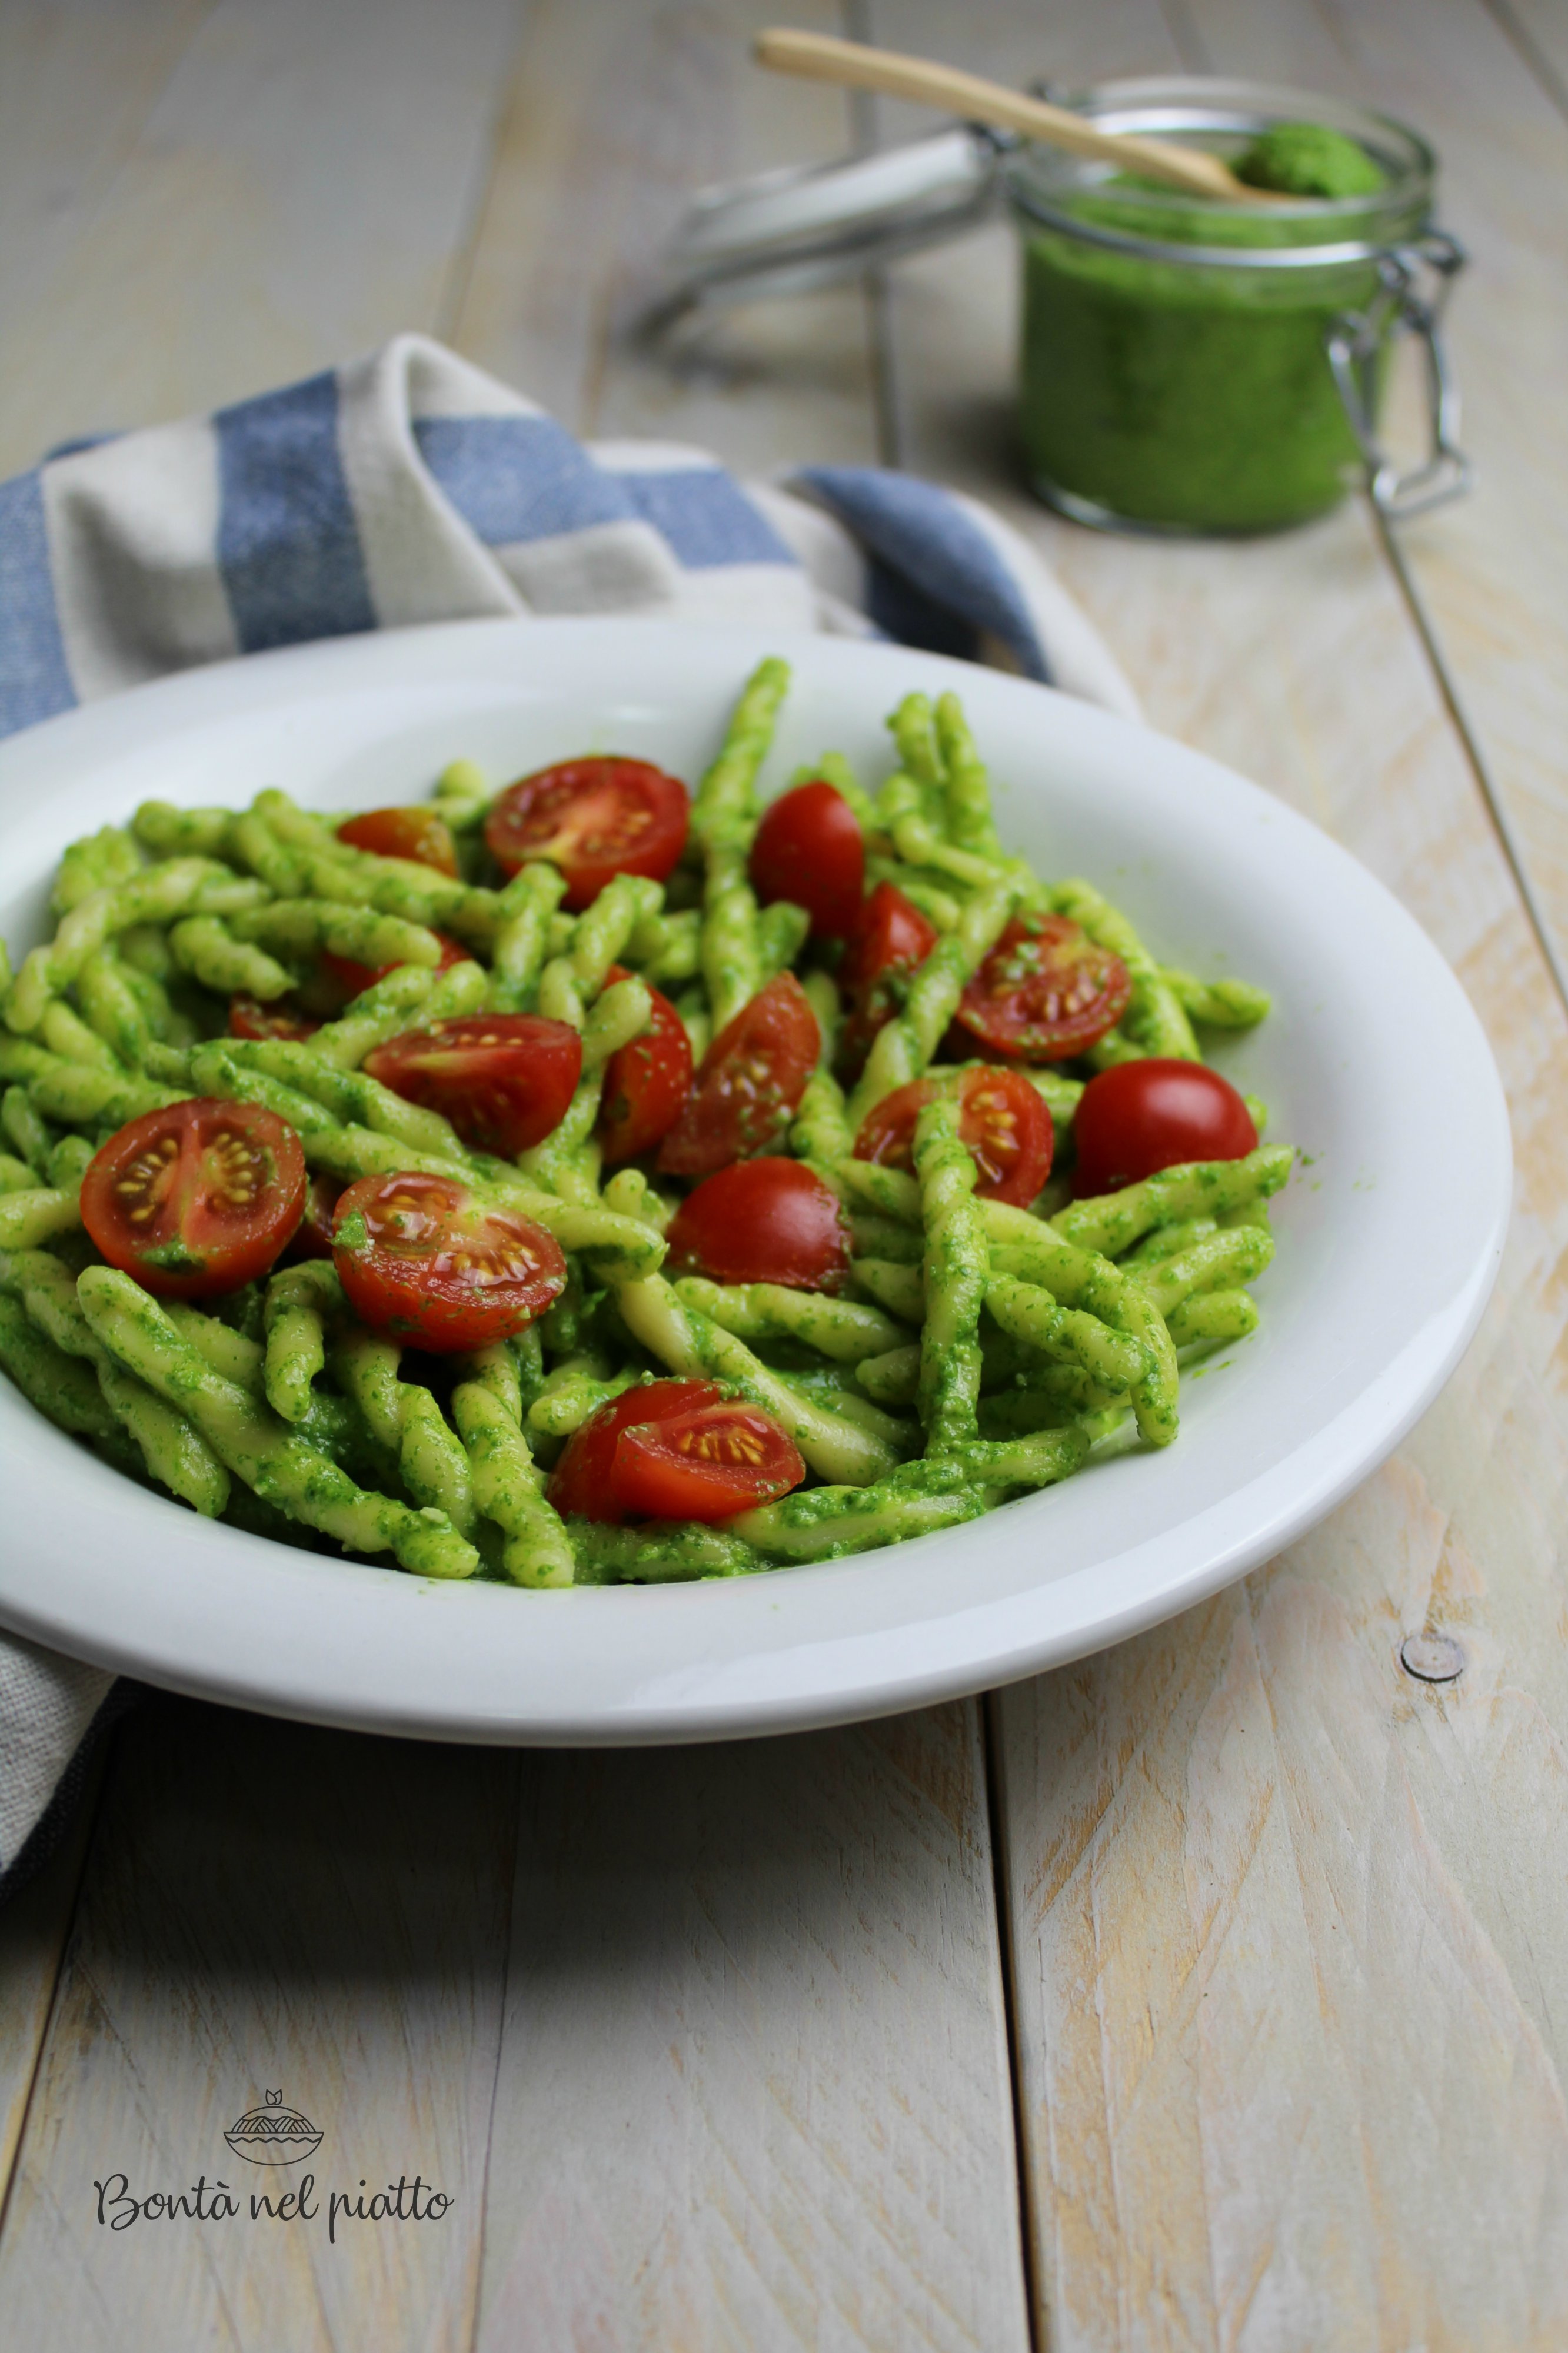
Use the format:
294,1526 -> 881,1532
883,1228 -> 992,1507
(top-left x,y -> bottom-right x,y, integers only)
754,28 -> 1278,205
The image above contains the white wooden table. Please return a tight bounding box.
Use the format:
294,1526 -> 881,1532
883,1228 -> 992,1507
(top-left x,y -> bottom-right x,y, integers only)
2,2 -> 1566,2344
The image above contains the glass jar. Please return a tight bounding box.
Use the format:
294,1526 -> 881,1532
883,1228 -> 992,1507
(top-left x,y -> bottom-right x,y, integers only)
662,74 -> 1466,535
1006,78 -> 1462,533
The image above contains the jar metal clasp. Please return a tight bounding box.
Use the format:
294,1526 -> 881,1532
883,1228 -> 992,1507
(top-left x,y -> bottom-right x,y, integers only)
1326,232 -> 1471,519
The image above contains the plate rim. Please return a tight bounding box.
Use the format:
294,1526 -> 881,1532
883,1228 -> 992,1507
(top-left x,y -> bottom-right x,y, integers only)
0,615 -> 1513,1743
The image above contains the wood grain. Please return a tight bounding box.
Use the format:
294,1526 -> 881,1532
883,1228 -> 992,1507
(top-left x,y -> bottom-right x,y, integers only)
0,0 -> 527,480
450,0 -> 883,466
0,0 -> 212,341
472,1706 -> 1030,2353
1171,0 -> 1568,1004
0,1699 -> 518,2353
0,1749 -> 104,2221
1487,0 -> 1568,111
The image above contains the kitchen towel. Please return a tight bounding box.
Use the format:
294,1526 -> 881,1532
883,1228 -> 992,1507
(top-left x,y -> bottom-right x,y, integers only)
0,330 -> 1136,1899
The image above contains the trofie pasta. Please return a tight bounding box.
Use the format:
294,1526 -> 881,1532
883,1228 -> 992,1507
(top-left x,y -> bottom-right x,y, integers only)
0,660 -> 1292,1585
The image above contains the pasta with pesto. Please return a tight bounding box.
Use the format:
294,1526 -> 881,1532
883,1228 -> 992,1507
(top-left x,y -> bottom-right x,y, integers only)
0,660 -> 1289,1583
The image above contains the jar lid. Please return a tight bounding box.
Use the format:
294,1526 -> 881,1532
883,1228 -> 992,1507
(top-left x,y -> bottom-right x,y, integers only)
663,127 -> 1004,304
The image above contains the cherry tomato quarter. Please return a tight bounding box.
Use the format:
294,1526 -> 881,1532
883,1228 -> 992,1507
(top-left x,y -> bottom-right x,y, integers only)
484,757 -> 689,911
854,1065 -> 1053,1208
748,780 -> 865,939
835,881 -> 938,1080
656,973 -> 820,1177
1073,1059 -> 1258,1198
331,1170 -> 566,1352
548,1379 -> 725,1523
954,913 -> 1131,1063
363,1013 -> 582,1159
614,1402 -> 805,1523
320,930 -> 472,1006
228,993 -> 321,1043
336,804 -> 459,877
666,1158 -> 850,1292
80,1099 -> 307,1300
596,965 -> 693,1166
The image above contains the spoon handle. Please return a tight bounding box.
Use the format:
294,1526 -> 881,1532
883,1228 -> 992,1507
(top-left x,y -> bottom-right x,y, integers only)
754,28 -> 1267,205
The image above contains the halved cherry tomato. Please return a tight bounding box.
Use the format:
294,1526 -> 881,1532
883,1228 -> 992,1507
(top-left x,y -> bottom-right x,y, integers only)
485,757 -> 689,911
363,1014 -> 582,1159
596,964 -> 693,1166
1073,1059 -> 1257,1198
854,1066 -> 1054,1208
954,914 -> 1131,1064
835,882 -> 938,1080
81,1099 -> 307,1300
656,973 -> 820,1177
667,1158 -> 850,1292
321,930 -> 474,1006
337,804 -> 459,877
285,1170 -> 344,1263
228,993 -> 321,1043
548,1380 -> 725,1523
748,780 -> 865,939
331,1170 -> 566,1352
614,1401 -> 805,1523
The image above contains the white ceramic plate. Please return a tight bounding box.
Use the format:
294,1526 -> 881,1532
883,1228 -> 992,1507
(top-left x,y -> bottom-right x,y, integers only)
0,621 -> 1510,1742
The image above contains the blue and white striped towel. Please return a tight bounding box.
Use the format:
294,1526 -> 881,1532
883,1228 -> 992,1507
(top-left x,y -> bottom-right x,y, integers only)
0,331 -> 1134,1898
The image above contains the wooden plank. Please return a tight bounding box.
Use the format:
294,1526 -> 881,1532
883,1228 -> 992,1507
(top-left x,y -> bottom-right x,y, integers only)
473,1705 -> 1030,2353
0,0 -> 212,336
1476,0 -> 1568,120
0,0 -> 527,480
0,1700 -> 518,2353
449,0 -> 883,467
870,1 -> 1568,2337
1167,0 -> 1568,997
0,1748 -> 105,2218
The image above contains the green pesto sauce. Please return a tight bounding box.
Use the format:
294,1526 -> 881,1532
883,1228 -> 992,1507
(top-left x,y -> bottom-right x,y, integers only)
1017,127 -> 1394,533
1236,123 -> 1387,200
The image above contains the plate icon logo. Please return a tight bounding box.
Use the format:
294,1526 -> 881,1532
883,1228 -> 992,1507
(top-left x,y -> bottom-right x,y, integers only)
224,2090 -> 323,2166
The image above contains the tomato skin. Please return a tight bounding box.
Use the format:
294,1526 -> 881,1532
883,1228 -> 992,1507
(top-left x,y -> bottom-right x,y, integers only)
854,1066 -> 1054,1208
656,973 -> 820,1177
548,1380 -> 725,1523
596,966 -> 693,1165
667,1158 -> 850,1292
748,781 -> 865,939
363,1014 -> 582,1159
229,993 -> 321,1043
484,757 -> 689,912
331,1170 -> 567,1352
337,805 -> 459,877
321,930 -> 472,1006
954,914 -> 1131,1064
81,1099 -> 307,1300
1073,1059 -> 1258,1198
835,882 -> 939,1080
614,1403 -> 805,1523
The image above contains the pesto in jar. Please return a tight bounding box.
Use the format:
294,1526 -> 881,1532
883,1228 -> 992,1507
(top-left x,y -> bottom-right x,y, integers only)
1010,117 -> 1424,534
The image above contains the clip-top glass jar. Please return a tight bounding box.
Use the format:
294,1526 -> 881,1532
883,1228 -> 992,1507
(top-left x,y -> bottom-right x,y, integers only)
663,74 -> 1467,537
1006,78 -> 1464,534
